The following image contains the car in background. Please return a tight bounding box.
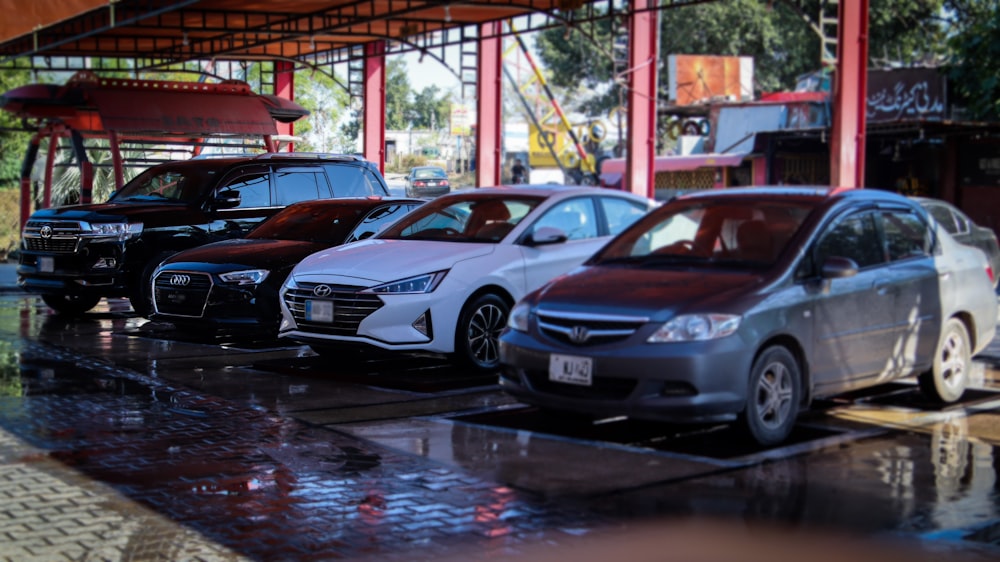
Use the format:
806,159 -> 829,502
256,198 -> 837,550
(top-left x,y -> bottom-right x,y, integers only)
404,166 -> 451,198
499,187 -> 998,446
150,197 -> 423,336
19,152 -> 389,317
278,185 -> 655,370
915,196 -> 1000,287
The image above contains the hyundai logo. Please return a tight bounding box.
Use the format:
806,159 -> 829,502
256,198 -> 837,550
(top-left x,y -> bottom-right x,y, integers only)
569,325 -> 590,344
312,284 -> 333,297
39,225 -> 53,239
169,274 -> 191,286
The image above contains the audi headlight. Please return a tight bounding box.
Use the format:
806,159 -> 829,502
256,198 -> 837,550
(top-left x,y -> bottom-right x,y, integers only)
647,314 -> 741,343
361,271 -> 448,294
507,302 -> 531,332
87,222 -> 143,241
219,269 -> 269,285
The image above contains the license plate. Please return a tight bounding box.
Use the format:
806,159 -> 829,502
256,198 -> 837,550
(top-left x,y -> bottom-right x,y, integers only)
39,256 -> 54,273
305,299 -> 334,322
549,354 -> 593,386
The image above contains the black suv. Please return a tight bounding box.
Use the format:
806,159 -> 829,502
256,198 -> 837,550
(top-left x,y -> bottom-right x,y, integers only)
18,153 -> 389,316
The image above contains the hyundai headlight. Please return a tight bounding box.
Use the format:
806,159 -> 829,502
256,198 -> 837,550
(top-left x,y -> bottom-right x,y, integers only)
647,314 -> 741,342
219,269 -> 269,285
361,271 -> 448,294
507,302 -> 531,332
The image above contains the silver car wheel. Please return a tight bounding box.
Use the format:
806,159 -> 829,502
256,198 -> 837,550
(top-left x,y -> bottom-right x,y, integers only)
919,318 -> 970,403
754,360 -> 795,430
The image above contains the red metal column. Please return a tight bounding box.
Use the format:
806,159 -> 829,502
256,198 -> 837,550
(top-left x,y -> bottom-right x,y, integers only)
19,134 -> 41,230
476,22 -> 503,187
363,41 -> 386,173
830,0 -> 869,188
625,0 -> 658,198
274,60 -> 295,151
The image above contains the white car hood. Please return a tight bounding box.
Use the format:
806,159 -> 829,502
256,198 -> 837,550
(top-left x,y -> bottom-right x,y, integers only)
291,239 -> 497,285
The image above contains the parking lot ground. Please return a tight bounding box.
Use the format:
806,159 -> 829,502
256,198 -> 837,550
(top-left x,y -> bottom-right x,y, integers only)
3,286 -> 1000,560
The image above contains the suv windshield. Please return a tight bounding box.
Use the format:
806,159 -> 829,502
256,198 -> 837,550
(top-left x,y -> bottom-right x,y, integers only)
596,198 -> 816,268
110,165 -> 214,203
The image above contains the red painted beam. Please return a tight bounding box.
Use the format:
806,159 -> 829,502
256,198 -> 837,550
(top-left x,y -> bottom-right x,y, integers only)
274,60 -> 295,151
476,21 -> 503,188
830,0 -> 869,188
625,0 -> 658,198
363,41 -> 386,174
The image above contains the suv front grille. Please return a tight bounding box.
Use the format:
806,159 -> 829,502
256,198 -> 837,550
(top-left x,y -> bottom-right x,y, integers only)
537,310 -> 647,347
23,220 -> 85,253
283,283 -> 383,336
153,271 -> 213,317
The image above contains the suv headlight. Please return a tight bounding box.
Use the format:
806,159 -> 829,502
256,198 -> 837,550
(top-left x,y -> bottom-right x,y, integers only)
87,222 -> 143,241
219,269 -> 269,285
647,314 -> 741,342
361,271 -> 448,294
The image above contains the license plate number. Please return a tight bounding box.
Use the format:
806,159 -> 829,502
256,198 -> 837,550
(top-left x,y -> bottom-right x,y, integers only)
305,300 -> 334,323
549,354 -> 593,386
39,256 -> 54,273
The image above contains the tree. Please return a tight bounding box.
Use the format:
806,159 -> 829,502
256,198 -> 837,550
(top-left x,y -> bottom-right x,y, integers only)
385,58 -> 413,130
411,85 -> 451,130
294,67 -> 351,152
0,67 -> 32,190
944,0 -> 1000,120
534,0 -> 947,116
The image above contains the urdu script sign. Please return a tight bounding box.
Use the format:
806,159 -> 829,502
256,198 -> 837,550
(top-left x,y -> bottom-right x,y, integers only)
866,68 -> 946,123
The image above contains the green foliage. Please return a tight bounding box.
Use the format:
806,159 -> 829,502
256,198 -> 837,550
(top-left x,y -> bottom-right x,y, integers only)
0,187 -> 19,258
387,153 -> 429,174
293,67 -> 352,152
0,68 -> 32,190
944,0 -> 1000,120
386,59 -> 412,130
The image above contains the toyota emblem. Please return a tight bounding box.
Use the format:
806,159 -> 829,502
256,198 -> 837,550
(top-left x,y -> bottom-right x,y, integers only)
169,274 -> 191,286
569,325 -> 590,344
312,284 -> 333,297
39,225 -> 53,239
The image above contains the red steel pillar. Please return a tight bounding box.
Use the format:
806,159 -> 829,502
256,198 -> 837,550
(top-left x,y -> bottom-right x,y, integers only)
475,21 -> 503,188
625,0 -> 659,198
830,0 -> 869,188
363,41 -> 386,174
274,60 -> 295,151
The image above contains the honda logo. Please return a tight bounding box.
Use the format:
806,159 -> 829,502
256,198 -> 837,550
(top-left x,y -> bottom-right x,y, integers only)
39,225 -> 53,239
169,274 -> 191,286
569,325 -> 590,344
312,284 -> 333,297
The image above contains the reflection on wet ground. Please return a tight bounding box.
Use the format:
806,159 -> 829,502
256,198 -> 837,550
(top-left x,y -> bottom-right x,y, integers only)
3,293 -> 1000,560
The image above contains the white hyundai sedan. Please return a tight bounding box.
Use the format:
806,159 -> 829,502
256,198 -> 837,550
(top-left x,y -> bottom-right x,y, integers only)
277,185 -> 655,370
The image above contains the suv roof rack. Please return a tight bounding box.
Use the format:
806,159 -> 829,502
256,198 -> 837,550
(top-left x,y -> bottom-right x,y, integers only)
253,152 -> 365,162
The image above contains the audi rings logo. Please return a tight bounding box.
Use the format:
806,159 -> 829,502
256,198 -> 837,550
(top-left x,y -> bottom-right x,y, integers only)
312,284 -> 333,297
39,225 -> 53,239
569,325 -> 591,344
169,274 -> 191,287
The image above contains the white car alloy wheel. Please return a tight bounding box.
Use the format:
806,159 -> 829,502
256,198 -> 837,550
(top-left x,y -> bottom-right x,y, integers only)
456,293 -> 509,371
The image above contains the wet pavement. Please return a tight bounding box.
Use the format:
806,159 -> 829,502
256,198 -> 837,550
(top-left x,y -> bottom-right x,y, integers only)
4,274 -> 1000,560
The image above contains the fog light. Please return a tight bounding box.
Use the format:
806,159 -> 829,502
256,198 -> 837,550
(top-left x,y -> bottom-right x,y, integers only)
412,310 -> 432,338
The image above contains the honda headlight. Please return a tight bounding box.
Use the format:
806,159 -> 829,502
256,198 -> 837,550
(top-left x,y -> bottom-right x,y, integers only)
87,222 -> 143,241
648,314 -> 741,343
219,269 -> 269,285
507,302 -> 531,332
362,271 -> 448,294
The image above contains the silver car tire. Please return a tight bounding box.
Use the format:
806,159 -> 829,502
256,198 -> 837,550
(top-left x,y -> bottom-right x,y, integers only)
453,293 -> 509,372
739,346 -> 800,447
918,317 -> 970,403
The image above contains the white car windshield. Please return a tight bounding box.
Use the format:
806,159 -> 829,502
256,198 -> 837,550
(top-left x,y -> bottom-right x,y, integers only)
379,195 -> 543,243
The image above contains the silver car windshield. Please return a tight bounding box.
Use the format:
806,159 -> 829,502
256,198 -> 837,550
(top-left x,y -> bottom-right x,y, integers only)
597,199 -> 816,267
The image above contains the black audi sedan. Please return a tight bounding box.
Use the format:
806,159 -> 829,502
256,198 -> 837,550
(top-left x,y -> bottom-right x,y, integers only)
150,197 -> 423,335
499,187 -> 998,447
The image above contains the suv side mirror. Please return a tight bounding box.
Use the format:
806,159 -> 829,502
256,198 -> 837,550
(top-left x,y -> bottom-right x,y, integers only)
213,189 -> 241,209
524,226 -> 568,247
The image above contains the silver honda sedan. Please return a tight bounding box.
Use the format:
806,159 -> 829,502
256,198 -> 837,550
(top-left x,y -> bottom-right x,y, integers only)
499,187 -> 998,446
